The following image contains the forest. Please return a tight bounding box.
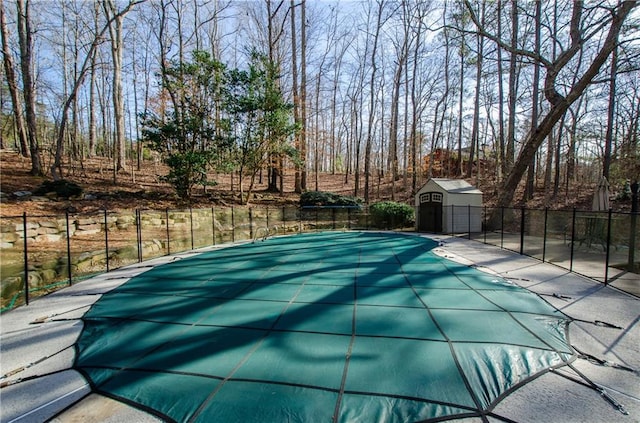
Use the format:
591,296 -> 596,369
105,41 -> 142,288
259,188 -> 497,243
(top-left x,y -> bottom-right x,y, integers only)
1,0 -> 639,208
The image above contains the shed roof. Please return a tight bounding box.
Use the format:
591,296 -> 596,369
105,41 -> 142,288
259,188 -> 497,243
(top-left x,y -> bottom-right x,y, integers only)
426,178 -> 482,195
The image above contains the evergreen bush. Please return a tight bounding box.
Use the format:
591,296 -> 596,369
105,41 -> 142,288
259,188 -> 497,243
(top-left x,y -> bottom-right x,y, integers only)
369,201 -> 415,229
33,180 -> 83,199
299,191 -> 362,208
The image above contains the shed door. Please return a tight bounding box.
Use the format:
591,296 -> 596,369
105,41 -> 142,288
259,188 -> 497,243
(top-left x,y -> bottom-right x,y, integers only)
418,192 -> 443,233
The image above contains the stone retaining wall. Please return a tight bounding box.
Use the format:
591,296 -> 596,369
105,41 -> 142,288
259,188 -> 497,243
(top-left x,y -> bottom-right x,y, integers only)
0,208 -> 296,249
0,207 -> 355,310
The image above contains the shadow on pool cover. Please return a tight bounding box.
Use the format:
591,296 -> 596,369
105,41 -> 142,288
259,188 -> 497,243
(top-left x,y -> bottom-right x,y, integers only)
74,231 -> 574,422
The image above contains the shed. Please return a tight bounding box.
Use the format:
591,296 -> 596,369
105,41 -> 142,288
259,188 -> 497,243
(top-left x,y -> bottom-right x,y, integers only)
415,178 -> 483,233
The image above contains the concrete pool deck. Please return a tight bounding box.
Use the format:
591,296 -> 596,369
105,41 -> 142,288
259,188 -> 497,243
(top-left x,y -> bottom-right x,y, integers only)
1,233 -> 638,422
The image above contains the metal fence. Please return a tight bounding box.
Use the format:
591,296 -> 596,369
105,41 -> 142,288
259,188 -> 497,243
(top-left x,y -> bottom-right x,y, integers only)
449,206 -> 639,294
1,205 -> 403,312
1,204 -> 638,313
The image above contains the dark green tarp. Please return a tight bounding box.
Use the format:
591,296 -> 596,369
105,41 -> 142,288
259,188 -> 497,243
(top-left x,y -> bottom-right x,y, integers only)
75,232 -> 574,422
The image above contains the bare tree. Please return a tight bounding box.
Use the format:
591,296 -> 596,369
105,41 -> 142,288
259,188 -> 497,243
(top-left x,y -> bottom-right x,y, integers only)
504,0 -> 518,175
387,1 -> 410,199
467,1 -> 485,179
465,0 -> 639,207
50,0 -> 144,180
291,0 -> 301,193
525,0 -> 542,201
16,0 -> 42,175
603,44 -> 618,179
103,0 -> 129,176
0,0 -> 28,157
363,0 -> 385,204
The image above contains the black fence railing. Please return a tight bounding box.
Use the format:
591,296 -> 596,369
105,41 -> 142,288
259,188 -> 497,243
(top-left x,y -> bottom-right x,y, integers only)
1,205 -> 417,312
1,204 -> 637,313
444,206 -> 639,294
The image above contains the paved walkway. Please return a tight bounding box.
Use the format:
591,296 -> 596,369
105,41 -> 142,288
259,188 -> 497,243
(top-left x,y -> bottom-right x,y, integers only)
1,234 -> 638,422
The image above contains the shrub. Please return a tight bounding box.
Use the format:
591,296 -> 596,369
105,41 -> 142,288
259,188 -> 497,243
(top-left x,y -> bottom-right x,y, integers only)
369,201 -> 415,229
33,180 -> 83,199
299,191 -> 362,208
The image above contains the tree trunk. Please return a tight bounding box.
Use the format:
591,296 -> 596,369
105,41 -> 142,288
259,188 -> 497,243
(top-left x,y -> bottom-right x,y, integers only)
456,36 -> 464,178
505,0 -> 518,174
603,45 -> 617,179
525,0 -> 542,201
291,0 -> 301,193
0,0 -> 29,157
363,1 -> 384,204
300,0 -> 307,191
410,8 -> 423,194
103,0 -> 126,174
496,0 -> 505,180
467,1 -> 484,179
88,2 -> 98,157
388,4 -> 409,200
16,0 -> 42,175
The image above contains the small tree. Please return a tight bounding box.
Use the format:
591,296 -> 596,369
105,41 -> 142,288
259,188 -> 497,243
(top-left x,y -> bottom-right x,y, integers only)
141,51 -> 231,200
226,52 -> 298,204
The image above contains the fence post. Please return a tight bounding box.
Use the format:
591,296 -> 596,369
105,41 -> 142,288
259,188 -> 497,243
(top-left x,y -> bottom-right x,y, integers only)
136,209 -> 142,263
104,209 -> 110,272
542,207 -> 548,263
451,205 -> 455,237
366,206 -> 369,230
483,206 -> 487,244
468,205 -> 471,240
166,208 -> 171,255
189,207 -> 194,250
282,206 -> 286,235
604,208 -> 613,285
266,206 -> 270,232
520,207 -> 525,255
249,208 -> 254,239
65,210 -> 72,285
231,206 -> 235,242
348,208 -> 351,230
315,207 -> 319,232
22,212 -> 29,306
500,207 -> 504,249
570,208 -> 576,272
629,182 -> 638,272
332,208 -> 336,230
211,207 -> 216,246
299,208 -> 302,233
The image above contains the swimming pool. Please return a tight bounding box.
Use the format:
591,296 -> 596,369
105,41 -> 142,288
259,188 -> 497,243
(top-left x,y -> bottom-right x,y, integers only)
74,232 -> 574,422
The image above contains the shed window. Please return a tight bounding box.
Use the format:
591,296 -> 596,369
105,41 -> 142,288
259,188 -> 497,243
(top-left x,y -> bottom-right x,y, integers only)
432,193 -> 443,202
420,193 -> 430,203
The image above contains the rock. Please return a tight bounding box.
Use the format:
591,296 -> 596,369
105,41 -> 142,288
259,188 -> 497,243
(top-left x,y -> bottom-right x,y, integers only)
38,220 -> 59,228
27,272 -> 42,286
0,232 -> 19,243
32,196 -> 51,202
13,191 -> 32,199
83,193 -> 97,200
75,228 -> 101,236
40,269 -> 58,283
77,218 -> 97,225
36,226 -> 59,235
35,233 -> 63,243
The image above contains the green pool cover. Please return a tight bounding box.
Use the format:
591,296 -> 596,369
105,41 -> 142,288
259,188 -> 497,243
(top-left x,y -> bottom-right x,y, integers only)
74,232 -> 574,422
